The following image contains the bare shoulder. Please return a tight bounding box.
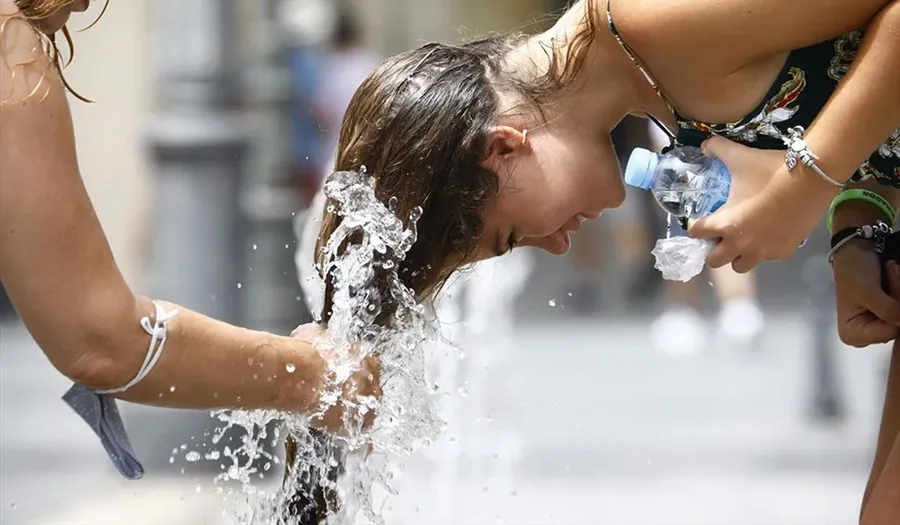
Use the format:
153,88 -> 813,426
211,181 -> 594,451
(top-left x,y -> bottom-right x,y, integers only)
606,0 -> 888,64
0,0 -> 57,106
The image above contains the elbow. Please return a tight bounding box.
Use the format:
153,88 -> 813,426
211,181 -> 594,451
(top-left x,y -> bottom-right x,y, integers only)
52,327 -> 135,392
48,297 -> 143,392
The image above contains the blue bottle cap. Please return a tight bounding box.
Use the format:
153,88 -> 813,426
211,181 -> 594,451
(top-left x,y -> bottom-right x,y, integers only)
624,148 -> 659,190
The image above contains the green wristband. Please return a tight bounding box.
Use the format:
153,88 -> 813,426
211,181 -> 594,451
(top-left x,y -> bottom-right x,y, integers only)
827,189 -> 896,234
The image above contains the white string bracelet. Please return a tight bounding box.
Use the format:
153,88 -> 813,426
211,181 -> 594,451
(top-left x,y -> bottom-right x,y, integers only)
781,126 -> 845,189
96,301 -> 179,395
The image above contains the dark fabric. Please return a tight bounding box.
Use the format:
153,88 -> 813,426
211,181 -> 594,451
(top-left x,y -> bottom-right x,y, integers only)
63,384 -> 144,480
606,1 -> 900,187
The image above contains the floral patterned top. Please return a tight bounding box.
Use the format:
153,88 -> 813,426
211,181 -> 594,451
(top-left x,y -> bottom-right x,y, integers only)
606,1 -> 900,188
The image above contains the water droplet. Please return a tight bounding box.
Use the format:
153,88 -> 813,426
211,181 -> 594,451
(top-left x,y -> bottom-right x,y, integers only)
252,244 -> 258,251
169,456 -> 175,464
567,292 -> 573,297
170,386 -> 176,392
196,485 -> 203,493
285,363 -> 296,373
548,299 -> 558,307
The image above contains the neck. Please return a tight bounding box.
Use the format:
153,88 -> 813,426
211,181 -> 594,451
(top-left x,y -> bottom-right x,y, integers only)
507,0 -> 671,133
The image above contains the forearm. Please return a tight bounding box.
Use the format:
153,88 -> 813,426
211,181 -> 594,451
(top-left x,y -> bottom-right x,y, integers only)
0,9 -> 323,414
100,296 -> 324,413
804,0 -> 900,184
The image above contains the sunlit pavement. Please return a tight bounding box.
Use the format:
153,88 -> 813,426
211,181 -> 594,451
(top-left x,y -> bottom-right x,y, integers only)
1,315 -> 891,525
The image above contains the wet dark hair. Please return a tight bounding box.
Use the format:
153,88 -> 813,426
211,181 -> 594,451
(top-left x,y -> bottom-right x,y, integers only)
284,1 -> 600,521
319,1 -> 599,312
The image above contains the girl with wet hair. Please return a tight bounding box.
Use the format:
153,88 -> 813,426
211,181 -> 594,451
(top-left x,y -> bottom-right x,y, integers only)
299,0 -> 899,521
0,0 -> 370,480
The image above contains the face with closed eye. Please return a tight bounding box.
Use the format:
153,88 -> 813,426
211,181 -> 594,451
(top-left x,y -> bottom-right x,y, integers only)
476,121 -> 626,259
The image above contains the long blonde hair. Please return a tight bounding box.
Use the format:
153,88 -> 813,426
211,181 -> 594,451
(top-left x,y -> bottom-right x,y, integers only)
6,0 -> 109,102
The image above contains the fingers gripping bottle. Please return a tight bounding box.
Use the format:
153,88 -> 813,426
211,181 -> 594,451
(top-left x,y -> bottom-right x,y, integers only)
624,146 -> 731,220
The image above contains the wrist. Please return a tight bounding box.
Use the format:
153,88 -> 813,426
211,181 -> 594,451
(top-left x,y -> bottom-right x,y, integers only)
774,162 -> 839,214
273,335 -> 327,413
831,195 -> 896,232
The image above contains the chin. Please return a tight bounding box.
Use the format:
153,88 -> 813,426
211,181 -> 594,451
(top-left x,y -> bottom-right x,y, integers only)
545,231 -> 572,255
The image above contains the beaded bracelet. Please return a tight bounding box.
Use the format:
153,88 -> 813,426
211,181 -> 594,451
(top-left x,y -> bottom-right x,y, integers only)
828,221 -> 892,263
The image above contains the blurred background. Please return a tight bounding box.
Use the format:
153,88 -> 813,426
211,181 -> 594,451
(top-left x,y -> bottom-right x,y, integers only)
0,0 -> 893,524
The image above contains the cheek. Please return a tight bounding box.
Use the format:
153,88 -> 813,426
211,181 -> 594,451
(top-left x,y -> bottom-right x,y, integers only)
576,153 -> 626,209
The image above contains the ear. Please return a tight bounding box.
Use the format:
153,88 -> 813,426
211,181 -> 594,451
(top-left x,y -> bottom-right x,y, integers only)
482,125 -> 529,169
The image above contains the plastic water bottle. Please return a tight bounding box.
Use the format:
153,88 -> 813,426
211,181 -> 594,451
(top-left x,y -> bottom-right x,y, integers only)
624,146 -> 731,219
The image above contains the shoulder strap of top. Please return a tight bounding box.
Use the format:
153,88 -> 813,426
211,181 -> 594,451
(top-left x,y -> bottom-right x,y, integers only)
605,0 -> 678,145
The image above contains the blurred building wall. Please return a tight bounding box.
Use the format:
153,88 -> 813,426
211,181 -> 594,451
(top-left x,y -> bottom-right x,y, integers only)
355,0 -> 552,54
64,0 -> 153,288
57,0 -> 553,292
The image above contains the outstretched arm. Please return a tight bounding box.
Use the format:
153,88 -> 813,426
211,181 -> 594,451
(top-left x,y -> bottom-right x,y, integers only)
0,2 -> 322,413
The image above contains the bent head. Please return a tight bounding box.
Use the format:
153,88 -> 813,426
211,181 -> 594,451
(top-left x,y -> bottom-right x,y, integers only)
317,19 -> 627,308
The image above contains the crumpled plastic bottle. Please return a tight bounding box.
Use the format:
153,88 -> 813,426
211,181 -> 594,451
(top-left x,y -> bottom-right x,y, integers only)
651,237 -> 716,282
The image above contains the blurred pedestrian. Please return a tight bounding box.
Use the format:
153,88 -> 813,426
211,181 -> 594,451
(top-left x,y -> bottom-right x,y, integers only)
312,6 -> 380,183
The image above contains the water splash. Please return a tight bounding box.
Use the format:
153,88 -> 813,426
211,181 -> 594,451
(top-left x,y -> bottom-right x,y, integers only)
207,168 -> 442,524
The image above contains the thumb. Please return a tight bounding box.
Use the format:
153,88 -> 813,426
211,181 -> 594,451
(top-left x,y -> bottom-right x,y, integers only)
701,135 -> 744,163
687,210 -> 727,240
